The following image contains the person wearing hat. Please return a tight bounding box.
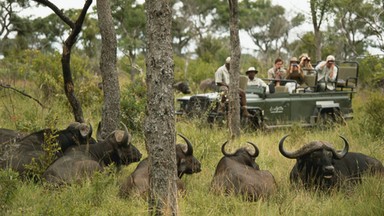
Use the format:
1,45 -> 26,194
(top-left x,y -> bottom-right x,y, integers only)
215,57 -> 252,117
285,60 -> 305,93
215,56 -> 231,91
315,55 -> 338,91
246,67 -> 269,93
299,53 -> 314,75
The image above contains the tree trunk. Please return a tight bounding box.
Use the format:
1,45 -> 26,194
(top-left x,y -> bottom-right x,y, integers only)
228,0 -> 241,138
144,1 -> 178,215
33,0 -> 93,123
96,0 -> 120,137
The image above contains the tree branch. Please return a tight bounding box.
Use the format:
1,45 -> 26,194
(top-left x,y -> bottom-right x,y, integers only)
0,83 -> 45,108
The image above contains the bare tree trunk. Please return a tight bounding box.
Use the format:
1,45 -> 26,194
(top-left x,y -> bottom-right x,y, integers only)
96,0 -> 120,137
228,0 -> 241,138
33,0 -> 93,123
144,1 -> 178,215
310,0 -> 330,61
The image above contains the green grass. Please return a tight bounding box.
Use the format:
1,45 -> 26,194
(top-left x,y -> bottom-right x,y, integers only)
1,89 -> 384,215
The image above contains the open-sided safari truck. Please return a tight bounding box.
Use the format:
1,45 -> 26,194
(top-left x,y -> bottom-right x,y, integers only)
176,61 -> 358,130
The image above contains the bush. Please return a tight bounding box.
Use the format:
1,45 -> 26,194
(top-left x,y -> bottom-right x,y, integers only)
120,78 -> 147,133
0,169 -> 20,210
356,91 -> 384,140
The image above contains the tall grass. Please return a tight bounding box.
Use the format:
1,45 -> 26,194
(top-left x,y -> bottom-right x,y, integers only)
1,90 -> 383,215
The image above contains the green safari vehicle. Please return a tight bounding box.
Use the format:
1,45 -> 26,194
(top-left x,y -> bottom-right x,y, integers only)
176,61 -> 358,129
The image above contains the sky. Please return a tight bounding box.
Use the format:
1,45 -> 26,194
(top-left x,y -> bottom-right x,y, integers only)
22,0 -> 382,55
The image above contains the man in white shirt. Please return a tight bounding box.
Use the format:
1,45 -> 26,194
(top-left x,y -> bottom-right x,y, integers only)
315,55 -> 338,91
215,57 -> 231,91
246,67 -> 269,93
214,57 -> 252,117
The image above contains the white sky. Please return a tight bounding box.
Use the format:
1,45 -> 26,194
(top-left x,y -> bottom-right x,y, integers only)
22,0 -> 382,55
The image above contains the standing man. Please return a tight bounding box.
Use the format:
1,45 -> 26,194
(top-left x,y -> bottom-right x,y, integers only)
315,55 -> 338,91
215,57 -> 251,117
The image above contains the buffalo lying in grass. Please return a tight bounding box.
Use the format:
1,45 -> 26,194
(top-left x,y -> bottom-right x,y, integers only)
279,135 -> 384,190
42,123 -> 141,184
211,141 -> 277,201
118,134 -> 201,198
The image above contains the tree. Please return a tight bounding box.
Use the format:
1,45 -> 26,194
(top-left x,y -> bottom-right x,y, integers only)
111,0 -> 146,80
96,0 -> 120,137
228,0 -> 241,138
144,0 -> 178,215
310,0 -> 331,61
33,0 -> 93,123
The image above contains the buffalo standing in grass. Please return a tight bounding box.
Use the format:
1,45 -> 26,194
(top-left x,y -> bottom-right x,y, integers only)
279,135 -> 384,190
0,122 -> 94,177
211,141 -> 277,201
118,134 -> 201,198
42,124 -> 142,184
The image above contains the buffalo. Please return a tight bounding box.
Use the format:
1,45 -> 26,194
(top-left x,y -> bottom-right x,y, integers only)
0,122 -> 94,177
211,141 -> 277,201
118,134 -> 201,198
42,123 -> 142,184
279,135 -> 384,190
173,81 -> 191,94
0,128 -> 26,145
199,78 -> 217,92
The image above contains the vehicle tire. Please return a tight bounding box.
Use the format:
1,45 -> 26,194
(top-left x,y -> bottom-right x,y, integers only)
317,108 -> 345,128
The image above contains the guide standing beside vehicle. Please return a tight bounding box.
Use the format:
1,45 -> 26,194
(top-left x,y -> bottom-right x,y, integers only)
215,57 -> 251,117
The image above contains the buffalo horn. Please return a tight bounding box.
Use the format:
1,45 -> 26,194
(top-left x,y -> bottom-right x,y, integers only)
332,136 -> 349,159
178,133 -> 193,155
221,141 -> 234,157
246,141 -> 259,158
278,135 -> 297,159
120,121 -> 130,147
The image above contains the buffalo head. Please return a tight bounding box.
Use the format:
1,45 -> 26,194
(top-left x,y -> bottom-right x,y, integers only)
279,135 -> 349,188
173,81 -> 191,94
97,122 -> 142,166
221,140 -> 260,170
176,133 -> 201,178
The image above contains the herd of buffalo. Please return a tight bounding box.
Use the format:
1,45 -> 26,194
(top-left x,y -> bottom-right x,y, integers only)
0,122 -> 383,201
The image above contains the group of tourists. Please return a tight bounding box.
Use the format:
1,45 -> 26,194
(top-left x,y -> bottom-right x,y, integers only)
215,54 -> 338,95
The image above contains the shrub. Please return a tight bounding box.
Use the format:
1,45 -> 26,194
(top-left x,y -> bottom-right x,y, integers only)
356,91 -> 384,140
120,78 -> 147,133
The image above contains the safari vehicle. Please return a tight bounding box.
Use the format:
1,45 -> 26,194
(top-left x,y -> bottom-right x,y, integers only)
176,61 -> 359,129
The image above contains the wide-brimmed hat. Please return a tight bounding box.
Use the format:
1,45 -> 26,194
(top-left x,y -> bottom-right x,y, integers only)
290,57 -> 299,63
326,55 -> 335,62
299,53 -> 311,61
245,67 -> 258,74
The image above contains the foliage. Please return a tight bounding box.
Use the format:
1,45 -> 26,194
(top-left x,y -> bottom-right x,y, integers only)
357,55 -> 384,88
0,169 -> 20,211
120,78 -> 147,133
355,91 -> 384,140
23,127 -> 61,180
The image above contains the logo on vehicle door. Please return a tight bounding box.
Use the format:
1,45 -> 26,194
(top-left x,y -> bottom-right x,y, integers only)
270,106 -> 284,114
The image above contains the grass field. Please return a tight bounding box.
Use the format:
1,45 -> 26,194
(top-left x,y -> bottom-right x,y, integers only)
1,90 -> 383,215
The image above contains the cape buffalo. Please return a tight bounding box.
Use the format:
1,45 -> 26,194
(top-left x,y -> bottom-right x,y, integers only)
199,78 -> 217,92
0,122 -> 94,177
118,134 -> 201,198
173,81 -> 191,94
279,135 -> 384,190
211,141 -> 277,201
42,124 -> 142,184
0,128 -> 26,145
